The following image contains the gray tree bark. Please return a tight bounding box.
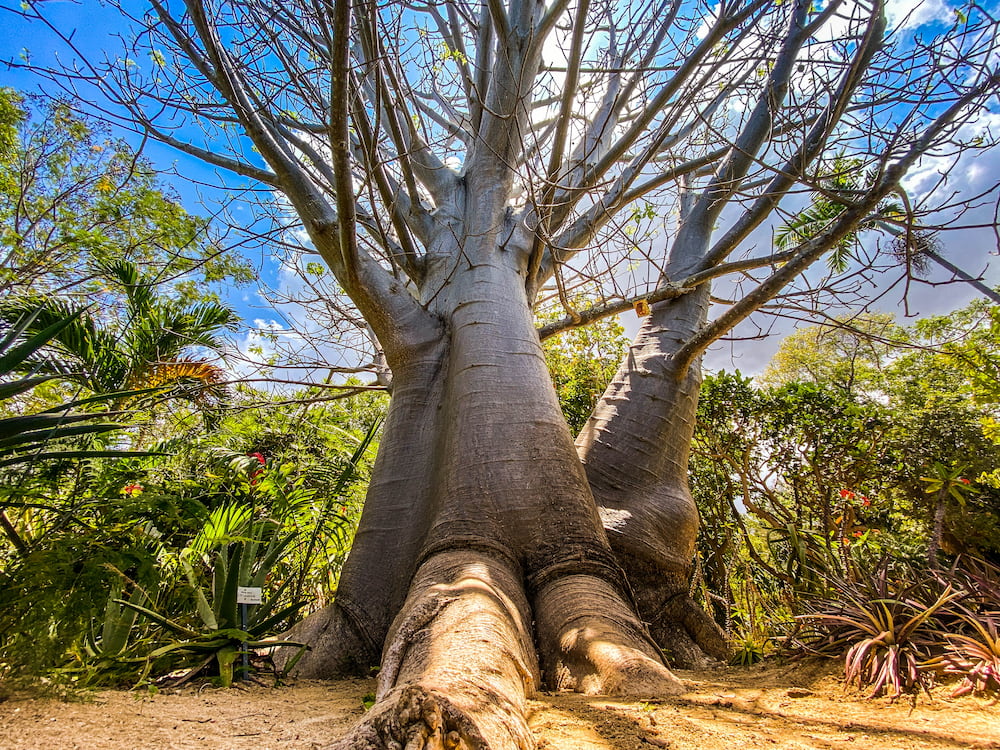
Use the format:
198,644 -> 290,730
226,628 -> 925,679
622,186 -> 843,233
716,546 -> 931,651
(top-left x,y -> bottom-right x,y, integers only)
578,284 -> 730,667
286,196 -> 684,748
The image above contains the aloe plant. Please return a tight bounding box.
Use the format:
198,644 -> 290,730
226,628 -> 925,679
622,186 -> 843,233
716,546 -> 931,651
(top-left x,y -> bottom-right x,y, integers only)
120,503 -> 307,687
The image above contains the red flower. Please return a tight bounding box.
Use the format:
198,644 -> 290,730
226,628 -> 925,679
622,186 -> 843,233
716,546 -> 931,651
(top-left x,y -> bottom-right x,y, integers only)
121,483 -> 143,496
959,477 -> 970,485
861,496 -> 871,507
839,489 -> 855,500
852,530 -> 864,538
246,453 -> 266,485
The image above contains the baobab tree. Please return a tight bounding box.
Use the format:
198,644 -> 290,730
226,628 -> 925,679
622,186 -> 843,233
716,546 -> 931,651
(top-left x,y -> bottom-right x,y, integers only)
19,0 -> 1000,746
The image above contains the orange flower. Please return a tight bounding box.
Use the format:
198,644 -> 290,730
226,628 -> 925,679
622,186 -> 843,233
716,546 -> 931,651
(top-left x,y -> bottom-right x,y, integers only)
121,483 -> 143,496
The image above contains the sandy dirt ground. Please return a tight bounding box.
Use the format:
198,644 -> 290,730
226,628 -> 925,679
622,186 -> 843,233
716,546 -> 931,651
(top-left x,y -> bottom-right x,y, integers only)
1,661 -> 997,750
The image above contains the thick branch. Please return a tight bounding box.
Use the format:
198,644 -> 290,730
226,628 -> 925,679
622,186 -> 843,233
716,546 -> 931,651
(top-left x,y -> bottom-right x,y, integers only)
699,0 -> 885,270
673,70 -> 1000,373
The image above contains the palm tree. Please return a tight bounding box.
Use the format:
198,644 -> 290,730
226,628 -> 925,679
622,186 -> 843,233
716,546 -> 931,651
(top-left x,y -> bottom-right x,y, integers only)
0,259 -> 238,404
0,306 -> 162,555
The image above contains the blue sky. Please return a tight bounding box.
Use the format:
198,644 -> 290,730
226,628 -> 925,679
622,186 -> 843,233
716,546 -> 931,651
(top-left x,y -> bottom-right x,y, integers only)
2,0 -> 999,380
0,1 -> 296,378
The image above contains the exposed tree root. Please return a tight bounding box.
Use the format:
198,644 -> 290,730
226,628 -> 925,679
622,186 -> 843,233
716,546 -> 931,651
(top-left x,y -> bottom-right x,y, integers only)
271,601 -> 377,678
653,592 -> 731,668
329,682 -> 533,750
534,574 -> 686,697
332,551 -> 538,750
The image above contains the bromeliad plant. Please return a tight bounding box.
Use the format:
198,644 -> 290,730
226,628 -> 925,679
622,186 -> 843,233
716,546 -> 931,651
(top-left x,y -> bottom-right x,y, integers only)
795,564 -> 960,699
791,557 -> 1000,699
120,502 -> 307,687
924,559 -> 1000,696
934,609 -> 1000,697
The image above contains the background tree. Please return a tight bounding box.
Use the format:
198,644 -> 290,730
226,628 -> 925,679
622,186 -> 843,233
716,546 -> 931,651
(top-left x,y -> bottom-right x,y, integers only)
760,306 -> 1000,563
541,303 -> 627,435
0,88 -> 254,302
687,306 -> 1000,664
15,0 -> 1000,745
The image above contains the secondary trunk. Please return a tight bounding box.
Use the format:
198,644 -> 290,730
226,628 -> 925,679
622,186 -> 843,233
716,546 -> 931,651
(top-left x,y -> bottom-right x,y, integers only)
577,286 -> 730,666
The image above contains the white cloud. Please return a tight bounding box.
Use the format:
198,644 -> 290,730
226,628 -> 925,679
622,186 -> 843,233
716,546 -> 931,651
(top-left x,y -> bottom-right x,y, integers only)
231,319 -> 300,373
885,0 -> 953,30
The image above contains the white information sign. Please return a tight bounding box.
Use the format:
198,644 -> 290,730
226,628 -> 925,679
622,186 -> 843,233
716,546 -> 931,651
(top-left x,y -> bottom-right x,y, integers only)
236,586 -> 263,605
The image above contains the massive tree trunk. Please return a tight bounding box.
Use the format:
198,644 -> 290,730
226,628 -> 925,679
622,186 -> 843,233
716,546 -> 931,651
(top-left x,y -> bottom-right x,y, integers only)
289,204 -> 683,747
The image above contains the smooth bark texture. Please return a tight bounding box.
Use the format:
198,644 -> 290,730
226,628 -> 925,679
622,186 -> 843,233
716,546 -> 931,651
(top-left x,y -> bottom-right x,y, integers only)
578,285 -> 730,666
282,341 -> 449,675
321,238 -> 683,746
332,551 -> 538,750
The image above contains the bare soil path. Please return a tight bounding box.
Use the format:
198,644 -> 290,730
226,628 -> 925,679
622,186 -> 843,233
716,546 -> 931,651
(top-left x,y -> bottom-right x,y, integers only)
1,661 -> 997,749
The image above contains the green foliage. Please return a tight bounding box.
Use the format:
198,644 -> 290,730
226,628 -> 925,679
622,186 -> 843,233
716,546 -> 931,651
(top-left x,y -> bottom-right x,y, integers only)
758,314 -> 904,393
0,260 -> 237,402
920,462 -> 975,509
0,92 -> 254,302
0,522 -> 161,676
0,88 -> 24,164
0,90 -> 386,688
774,155 -> 898,273
120,501 -> 308,687
540,308 -> 628,434
691,300 -> 1000,669
0,381 -> 384,684
730,632 -> 766,667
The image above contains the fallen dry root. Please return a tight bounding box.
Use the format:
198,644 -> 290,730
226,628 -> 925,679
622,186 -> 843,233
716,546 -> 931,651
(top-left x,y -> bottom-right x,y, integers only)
329,682 -> 533,750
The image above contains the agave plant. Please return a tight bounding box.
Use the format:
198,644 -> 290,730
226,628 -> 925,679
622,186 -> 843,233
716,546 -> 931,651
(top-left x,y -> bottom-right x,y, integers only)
120,502 -> 307,687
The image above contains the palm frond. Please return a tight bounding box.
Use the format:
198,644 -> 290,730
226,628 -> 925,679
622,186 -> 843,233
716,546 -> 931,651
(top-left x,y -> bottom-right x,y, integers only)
99,258 -> 156,315
0,296 -> 128,392
775,199 -> 846,251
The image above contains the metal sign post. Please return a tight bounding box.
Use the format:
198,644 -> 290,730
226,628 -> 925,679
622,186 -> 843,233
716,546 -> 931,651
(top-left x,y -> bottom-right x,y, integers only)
235,586 -> 263,681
